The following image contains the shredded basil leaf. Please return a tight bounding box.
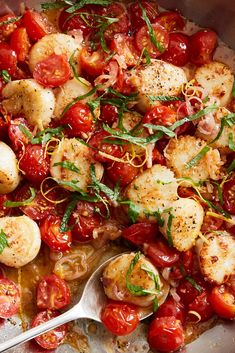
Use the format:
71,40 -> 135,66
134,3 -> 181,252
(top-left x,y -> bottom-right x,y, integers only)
186,146 -> 210,169
31,126 -> 65,144
120,201 -> 140,224
153,297 -> 159,312
143,48 -> 151,65
0,70 -> 11,83
41,1 -> 66,10
19,124 -> 33,139
69,50 -> 89,86
212,181 -> 224,205
147,95 -> 184,103
60,196 -> 78,232
144,210 -> 165,227
143,124 -> 176,138
232,80 -> 235,98
185,276 -> 201,292
227,159 -> 235,173
166,213 -> 174,246
141,265 -> 160,291
0,16 -> 21,27
0,229 -> 8,254
210,113 -> 235,145
228,133 -> 235,152
65,0 -> 112,13
55,179 -> 85,194
53,161 -> 80,174
4,187 -> 36,207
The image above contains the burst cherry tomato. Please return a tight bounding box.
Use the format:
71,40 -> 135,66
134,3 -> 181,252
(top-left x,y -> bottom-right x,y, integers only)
145,239 -> 180,268
160,33 -> 189,67
0,14 -> 19,40
100,104 -> 119,126
0,278 -> 20,319
155,11 -> 185,32
148,316 -> 184,353
31,310 -> 68,349
129,1 -> 159,30
33,54 -> 71,88
177,278 -> 206,306
10,27 -> 30,62
60,102 -> 94,137
107,161 -> 139,187
135,23 -> 169,58
58,6 -> 94,35
0,195 -> 12,217
19,144 -> 50,184
8,117 -> 32,151
102,3 -> 129,40
188,291 -> 214,322
37,274 -> 71,310
110,34 -> 139,67
101,301 -> 139,336
156,298 -> 186,324
122,222 -> 158,246
222,180 -> 235,215
0,43 -> 17,75
189,29 -> 217,66
79,47 -> 106,77
40,215 -> 72,252
210,285 -> 235,319
201,212 -> 223,232
143,105 -> 177,127
23,10 -> 54,41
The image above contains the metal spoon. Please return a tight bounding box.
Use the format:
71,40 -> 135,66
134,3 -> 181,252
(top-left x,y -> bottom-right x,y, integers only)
0,253 -> 153,353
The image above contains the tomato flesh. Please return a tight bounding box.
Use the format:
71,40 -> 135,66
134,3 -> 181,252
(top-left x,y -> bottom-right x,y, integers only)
189,29 -> 217,66
0,278 -> 20,319
58,6 -> 94,35
8,117 -> 32,151
155,11 -> 186,32
129,1 -> 159,30
80,47 -> 107,77
188,290 -> 214,322
0,14 -> 19,40
122,222 -> 158,246
177,277 -> 207,306
100,104 -> 119,126
110,34 -> 139,68
107,161 -> 139,187
145,240 -> 180,268
0,43 -> 17,76
10,27 -> 30,62
101,3 -> 129,40
160,33 -> 189,67
23,10 -> 53,41
143,105 -> 177,127
222,180 -> 235,215
210,285 -> 235,319
156,298 -> 186,325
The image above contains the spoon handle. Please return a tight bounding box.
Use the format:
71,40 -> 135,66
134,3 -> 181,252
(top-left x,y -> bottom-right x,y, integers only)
0,304 -> 85,352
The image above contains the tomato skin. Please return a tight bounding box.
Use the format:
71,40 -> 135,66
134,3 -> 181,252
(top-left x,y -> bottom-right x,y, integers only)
188,291 -> 214,322
210,285 -> 235,319
0,14 -> 19,40
107,162 -> 139,187
0,195 -> 12,217
156,298 -> 186,325
79,47 -> 106,77
40,215 -> 72,252
189,29 -> 217,66
222,180 -> 235,215
143,105 -> 177,127
58,6 -> 94,35
152,147 -> 166,166
122,223 -> 158,246
19,144 -> 50,184
101,301 -> 139,336
37,274 -> 71,310
201,213 -> 223,233
129,1 -> 159,30
155,11 -> 186,32
177,278 -> 206,306
135,23 -> 169,58
0,278 -> 20,319
0,43 -> 17,76
32,310 -> 68,349
8,117 -> 31,151
160,33 -> 189,67
148,316 -> 184,353
110,34 -> 139,68
145,240 -> 180,268
10,27 -> 30,62
101,3 -> 129,40
23,10 -> 53,41
60,102 -> 94,137
100,104 -> 118,126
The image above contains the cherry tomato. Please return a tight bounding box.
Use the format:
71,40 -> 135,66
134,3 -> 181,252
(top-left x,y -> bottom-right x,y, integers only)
100,104 -> 119,126
37,274 -> 71,310
189,29 -> 217,66
19,144 -> 50,184
148,316 -> 184,353
58,6 -> 94,35
145,239 -> 180,268
129,1 -> 159,30
101,301 -> 139,336
79,47 -> 106,77
110,34 -> 139,67
102,3 -> 129,40
0,14 -> 19,40
0,116 -> 8,141
60,102 -> 94,137
40,215 -> 72,252
107,161 -> 139,187
122,222 -> 158,246
178,186 -> 196,199
135,23 -> 169,58
15,185 -> 56,220
0,278 -> 20,319
8,117 -> 31,151
160,33 -> 189,67
33,54 -> 71,88
222,180 -> 235,215
0,43 -> 17,75
152,147 -> 166,166
156,298 -> 186,324
155,11 -> 186,32
170,250 -> 194,280
210,285 -> 235,319
10,27 -> 30,62
89,130 -> 125,163
143,105 -> 177,127
188,290 -> 214,322
31,310 -> 68,349
0,195 -> 12,217
23,10 -> 54,41
201,213 -> 223,233
177,277 -> 206,306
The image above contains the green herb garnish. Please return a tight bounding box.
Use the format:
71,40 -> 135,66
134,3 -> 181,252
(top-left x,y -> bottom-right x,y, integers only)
60,196 -> 78,232
147,95 -> 184,103
0,229 -> 8,254
143,124 -> 176,138
4,187 -> 36,207
166,213 -> 174,246
53,161 -> 80,174
228,133 -> 235,152
185,276 -> 201,292
0,16 -> 21,26
120,201 -> 140,223
186,145 -> 210,169
0,70 -> 11,83
227,159 -> 235,173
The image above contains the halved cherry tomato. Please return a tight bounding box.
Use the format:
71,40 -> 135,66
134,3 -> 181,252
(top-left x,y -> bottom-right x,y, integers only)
110,34 -> 139,68
143,105 -> 177,127
177,277 -> 207,306
210,285 -> 235,319
122,222 -> 158,246
79,47 -> 106,77
145,239 -> 180,268
222,180 -> 235,215
189,29 -> 217,66
40,215 -> 72,252
23,10 -> 54,41
160,33 -> 189,67
89,130 -> 125,163
0,278 -> 20,319
201,212 -> 223,232
19,144 -> 50,184
60,102 -> 94,137
107,161 -> 139,187
188,290 -> 214,322
8,117 -> 32,151
0,14 -> 19,40
101,3 -> 129,40
58,6 -> 94,35
31,310 -> 68,349
135,23 -> 169,58
156,298 -> 186,325
148,316 -> 184,353
0,43 -> 17,75
129,1 -> 159,30
10,27 -> 30,62
15,185 -> 56,220
37,274 -> 71,310
155,11 -> 186,32
33,54 -> 71,88
101,301 -> 139,336
100,104 -> 119,126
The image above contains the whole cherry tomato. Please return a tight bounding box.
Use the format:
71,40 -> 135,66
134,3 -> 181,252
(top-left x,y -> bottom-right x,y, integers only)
188,290 -> 214,322
58,5 -> 95,35
107,161 -> 139,187
129,1 -> 159,30
156,298 -> 186,324
160,33 -> 189,67
145,240 -> 180,268
23,10 -> 54,41
100,104 -> 119,126
210,285 -> 235,319
143,105 -> 177,127
189,29 -> 217,66
10,27 -> 30,62
0,278 -> 20,319
0,43 -> 17,75
101,3 -> 129,40
222,179 -> 235,215
155,11 -> 185,32
122,222 -> 158,246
